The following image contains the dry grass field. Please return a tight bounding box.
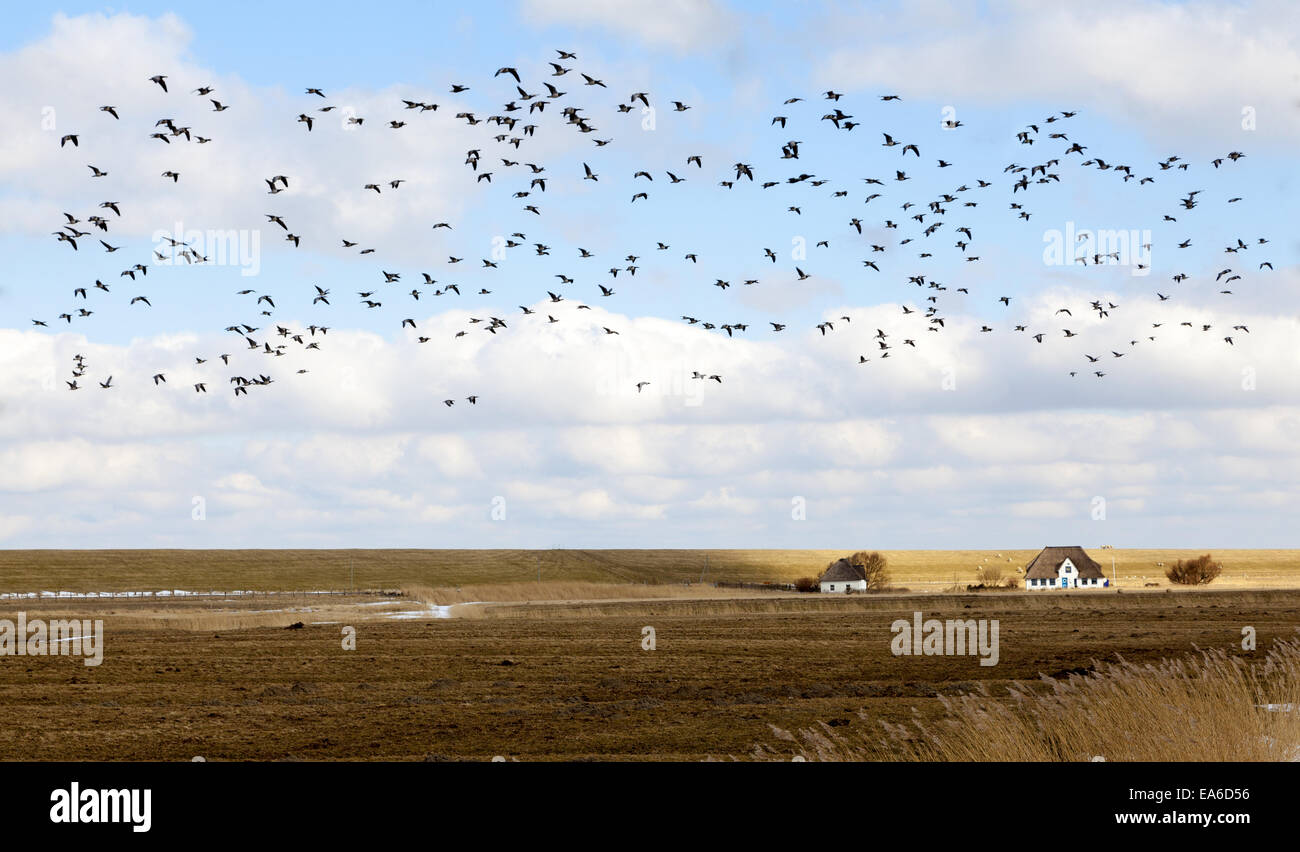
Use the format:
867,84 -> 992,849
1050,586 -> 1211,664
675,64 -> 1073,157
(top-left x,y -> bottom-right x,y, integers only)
2,585 -> 1299,761
4,548 -> 1300,593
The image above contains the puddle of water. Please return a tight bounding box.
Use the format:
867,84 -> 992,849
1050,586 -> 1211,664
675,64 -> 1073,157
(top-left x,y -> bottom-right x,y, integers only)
0,588 -> 497,622
1,589 -> 348,600
383,602 -> 490,620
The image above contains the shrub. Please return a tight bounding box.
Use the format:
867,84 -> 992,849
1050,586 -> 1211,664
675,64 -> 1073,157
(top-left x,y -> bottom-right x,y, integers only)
1166,553 -> 1222,586
793,576 -> 820,593
970,564 -> 1018,590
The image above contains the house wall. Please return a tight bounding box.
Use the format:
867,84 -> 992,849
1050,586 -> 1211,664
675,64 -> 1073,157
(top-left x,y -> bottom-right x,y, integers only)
1027,575 -> 1109,590
820,579 -> 867,593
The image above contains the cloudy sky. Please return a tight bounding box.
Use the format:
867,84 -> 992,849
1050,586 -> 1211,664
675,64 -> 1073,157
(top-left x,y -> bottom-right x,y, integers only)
2,0 -> 1298,550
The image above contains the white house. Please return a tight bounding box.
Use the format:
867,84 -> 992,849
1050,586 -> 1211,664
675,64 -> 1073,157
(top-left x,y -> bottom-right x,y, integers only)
1024,546 -> 1109,590
819,558 -> 868,593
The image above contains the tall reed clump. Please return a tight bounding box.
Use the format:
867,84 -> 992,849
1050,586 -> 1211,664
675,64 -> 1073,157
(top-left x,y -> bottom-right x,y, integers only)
758,640 -> 1300,762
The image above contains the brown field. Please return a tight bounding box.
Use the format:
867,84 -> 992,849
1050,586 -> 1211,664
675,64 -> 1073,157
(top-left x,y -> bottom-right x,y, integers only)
4,548 -> 1299,761
4,548 -> 1300,592
2,584 -> 1298,761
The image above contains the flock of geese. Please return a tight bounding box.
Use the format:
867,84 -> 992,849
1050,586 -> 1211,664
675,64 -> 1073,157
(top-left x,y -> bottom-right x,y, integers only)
38,52 -> 1273,399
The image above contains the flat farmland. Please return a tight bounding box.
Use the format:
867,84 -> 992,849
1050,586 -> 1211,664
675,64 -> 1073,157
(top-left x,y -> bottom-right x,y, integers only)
3,548 -> 1299,593
2,589 -> 1297,761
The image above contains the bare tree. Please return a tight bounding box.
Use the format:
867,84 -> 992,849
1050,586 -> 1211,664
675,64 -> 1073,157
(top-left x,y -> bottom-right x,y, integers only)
847,551 -> 890,591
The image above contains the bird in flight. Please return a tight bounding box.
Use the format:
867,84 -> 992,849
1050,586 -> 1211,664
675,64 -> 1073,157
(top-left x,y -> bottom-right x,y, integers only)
20,48 -> 1274,411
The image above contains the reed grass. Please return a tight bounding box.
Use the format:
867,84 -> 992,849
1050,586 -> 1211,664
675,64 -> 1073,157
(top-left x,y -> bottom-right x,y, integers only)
759,640 -> 1300,761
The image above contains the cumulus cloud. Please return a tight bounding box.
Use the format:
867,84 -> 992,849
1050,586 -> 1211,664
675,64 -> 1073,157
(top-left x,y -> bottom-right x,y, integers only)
4,277 -> 1300,547
815,0 -> 1300,149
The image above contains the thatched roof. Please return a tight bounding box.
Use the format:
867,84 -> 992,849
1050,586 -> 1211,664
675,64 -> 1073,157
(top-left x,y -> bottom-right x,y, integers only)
1024,546 -> 1105,580
820,558 -> 868,583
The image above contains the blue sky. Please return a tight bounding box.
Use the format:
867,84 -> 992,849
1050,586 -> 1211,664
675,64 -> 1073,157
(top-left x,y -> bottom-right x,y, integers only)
1,1 -> 1298,553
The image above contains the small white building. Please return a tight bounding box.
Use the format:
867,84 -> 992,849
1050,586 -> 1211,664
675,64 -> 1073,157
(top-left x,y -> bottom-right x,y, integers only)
1025,546 -> 1109,590
819,558 -> 868,593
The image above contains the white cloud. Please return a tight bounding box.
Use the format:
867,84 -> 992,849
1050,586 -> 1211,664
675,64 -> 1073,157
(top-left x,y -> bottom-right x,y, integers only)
816,0 -> 1300,148
521,0 -> 738,52
2,286 -> 1299,547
